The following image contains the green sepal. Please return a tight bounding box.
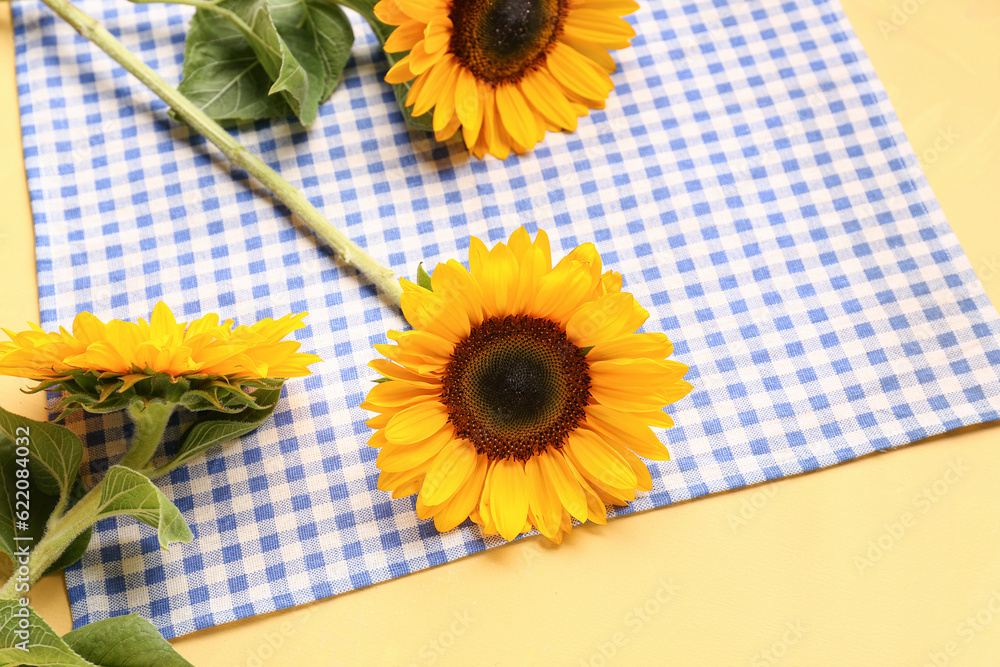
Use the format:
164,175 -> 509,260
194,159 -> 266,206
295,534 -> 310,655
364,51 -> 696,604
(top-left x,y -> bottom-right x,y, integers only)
35,370 -> 282,420
416,262 -> 433,291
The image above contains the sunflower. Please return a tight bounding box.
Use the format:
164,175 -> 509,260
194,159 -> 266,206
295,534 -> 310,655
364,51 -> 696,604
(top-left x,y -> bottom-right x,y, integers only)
363,228 -> 691,543
375,0 -> 638,158
0,302 -> 321,415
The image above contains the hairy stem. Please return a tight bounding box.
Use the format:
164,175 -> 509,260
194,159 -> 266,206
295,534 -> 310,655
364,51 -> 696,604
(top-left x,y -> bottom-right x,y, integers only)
118,401 -> 175,471
39,0 -> 404,305
0,483 -> 102,598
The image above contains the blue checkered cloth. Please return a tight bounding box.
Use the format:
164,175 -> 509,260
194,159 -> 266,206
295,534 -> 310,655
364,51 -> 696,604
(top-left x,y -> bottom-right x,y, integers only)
12,0 -> 1000,639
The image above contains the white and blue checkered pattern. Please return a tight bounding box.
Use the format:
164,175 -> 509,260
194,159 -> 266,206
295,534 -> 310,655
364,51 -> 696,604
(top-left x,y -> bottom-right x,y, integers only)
12,0 -> 1000,639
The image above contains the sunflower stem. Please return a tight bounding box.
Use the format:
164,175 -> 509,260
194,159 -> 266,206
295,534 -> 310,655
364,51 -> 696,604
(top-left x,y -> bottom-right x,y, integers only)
118,401 -> 175,471
38,0 -> 404,305
0,481 -> 104,598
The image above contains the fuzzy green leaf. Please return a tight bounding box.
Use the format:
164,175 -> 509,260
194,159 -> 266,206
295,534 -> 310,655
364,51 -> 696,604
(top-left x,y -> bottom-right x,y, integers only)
63,615 -> 193,667
0,406 -> 82,501
0,600 -> 94,666
170,386 -> 282,471
96,467 -> 193,550
0,434 -> 93,577
174,0 -> 354,125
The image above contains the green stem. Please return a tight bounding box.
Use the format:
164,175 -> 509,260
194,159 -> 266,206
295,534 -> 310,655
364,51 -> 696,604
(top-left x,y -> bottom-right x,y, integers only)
118,401 -> 175,471
0,483 -> 103,598
39,0 -> 404,305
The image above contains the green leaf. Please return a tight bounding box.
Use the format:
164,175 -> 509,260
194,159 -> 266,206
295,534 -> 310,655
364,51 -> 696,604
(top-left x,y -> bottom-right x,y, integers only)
416,262 -> 433,291
334,0 -> 434,131
0,600 -> 94,666
0,405 -> 83,500
174,0 -> 354,125
95,468 -> 193,550
63,615 -> 193,667
168,386 -> 282,471
272,0 -> 354,104
0,434 -> 93,577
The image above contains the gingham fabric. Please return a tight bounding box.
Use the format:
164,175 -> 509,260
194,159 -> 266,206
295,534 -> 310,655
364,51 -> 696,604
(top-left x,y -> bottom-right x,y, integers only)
12,0 -> 1000,639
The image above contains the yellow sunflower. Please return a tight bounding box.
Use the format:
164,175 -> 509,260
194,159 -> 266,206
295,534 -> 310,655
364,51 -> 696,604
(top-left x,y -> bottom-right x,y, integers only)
0,302 -> 319,381
0,303 -> 321,415
375,0 -> 639,158
363,228 -> 691,543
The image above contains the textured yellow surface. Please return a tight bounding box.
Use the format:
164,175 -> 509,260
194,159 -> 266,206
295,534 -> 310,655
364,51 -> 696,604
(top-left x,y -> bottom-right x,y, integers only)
3,0 -> 1000,664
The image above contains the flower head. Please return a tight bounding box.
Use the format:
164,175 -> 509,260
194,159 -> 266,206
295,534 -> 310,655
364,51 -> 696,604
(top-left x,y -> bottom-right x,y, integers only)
0,303 -> 321,415
376,0 -> 638,158
364,229 -> 690,542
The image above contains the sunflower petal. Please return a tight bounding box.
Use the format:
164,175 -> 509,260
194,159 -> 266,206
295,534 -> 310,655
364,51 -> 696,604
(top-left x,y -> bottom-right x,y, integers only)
565,292 -> 645,347
374,0 -> 408,24
377,425 -> 453,472
603,438 -> 653,492
423,15 -> 453,54
407,39 -> 444,75
558,34 -> 617,73
384,20 -> 425,53
632,409 -> 675,429
495,84 -> 539,152
420,438 -> 479,505
525,455 -> 567,539
474,240 -> 520,317
585,404 -> 671,460
520,69 -> 578,131
400,285 -> 472,342
412,54 -> 456,116
362,379 -> 438,408
563,428 -> 637,490
547,42 -> 614,103
433,453 -> 489,531
479,462 -> 498,533
384,400 -> 450,444
489,458 -> 530,541
433,59 -> 461,132
562,11 -> 636,49
430,259 -> 486,327
482,87 -> 511,160
537,450 -> 588,523
587,332 -> 673,361
456,69 -> 483,146
507,227 -> 532,262
396,0 -> 446,23
368,358 -> 439,386
565,457 -> 609,524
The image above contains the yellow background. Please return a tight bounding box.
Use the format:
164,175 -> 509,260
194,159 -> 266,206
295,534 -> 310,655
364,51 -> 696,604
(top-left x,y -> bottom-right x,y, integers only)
3,1 -> 1000,664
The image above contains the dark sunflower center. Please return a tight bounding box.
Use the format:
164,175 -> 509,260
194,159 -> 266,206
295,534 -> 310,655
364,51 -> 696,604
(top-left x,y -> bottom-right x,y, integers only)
442,315 -> 591,461
449,0 -> 567,85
